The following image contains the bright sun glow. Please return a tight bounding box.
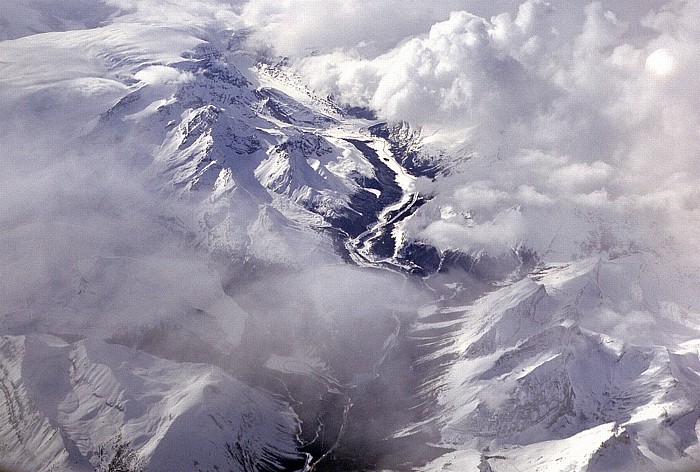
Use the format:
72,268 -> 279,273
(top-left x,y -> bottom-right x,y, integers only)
646,48 -> 675,76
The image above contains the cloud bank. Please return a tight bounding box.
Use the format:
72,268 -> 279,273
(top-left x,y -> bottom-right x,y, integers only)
2,0 -> 697,307
238,0 -> 699,280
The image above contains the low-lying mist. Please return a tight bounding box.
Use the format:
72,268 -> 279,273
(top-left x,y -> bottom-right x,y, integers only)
0,84 -> 428,386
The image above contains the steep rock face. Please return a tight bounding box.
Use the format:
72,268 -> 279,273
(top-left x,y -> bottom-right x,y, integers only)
0,335 -> 302,472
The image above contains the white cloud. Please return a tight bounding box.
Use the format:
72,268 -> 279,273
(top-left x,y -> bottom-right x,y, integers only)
645,47 -> 674,75
105,0 -> 243,29
134,65 -> 194,85
418,209 -> 525,255
453,182 -> 510,212
240,0 -> 483,57
249,0 -> 698,270
1,0 -> 696,295
547,161 -> 613,194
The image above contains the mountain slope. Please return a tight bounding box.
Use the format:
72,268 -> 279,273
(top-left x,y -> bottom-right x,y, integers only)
416,255 -> 700,471
0,335 -> 302,471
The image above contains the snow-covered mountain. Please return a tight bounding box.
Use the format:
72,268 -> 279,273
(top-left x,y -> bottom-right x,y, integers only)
0,334 -> 301,471
0,2 -> 698,471
417,255 -> 700,471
